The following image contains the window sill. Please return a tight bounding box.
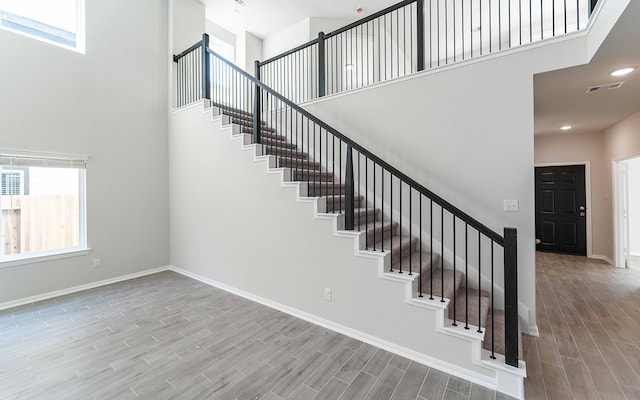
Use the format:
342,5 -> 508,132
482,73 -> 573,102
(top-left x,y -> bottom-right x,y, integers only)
0,247 -> 91,269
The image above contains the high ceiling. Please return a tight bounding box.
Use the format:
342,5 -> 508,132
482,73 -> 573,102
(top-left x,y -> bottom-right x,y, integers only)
534,0 -> 640,136
202,0 -> 640,137
202,0 -> 401,38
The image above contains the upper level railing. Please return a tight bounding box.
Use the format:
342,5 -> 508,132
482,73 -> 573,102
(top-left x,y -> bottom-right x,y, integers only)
174,34 -> 521,368
258,0 -> 598,103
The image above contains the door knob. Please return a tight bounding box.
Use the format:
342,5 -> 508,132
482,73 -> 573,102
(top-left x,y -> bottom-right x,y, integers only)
579,205 -> 586,211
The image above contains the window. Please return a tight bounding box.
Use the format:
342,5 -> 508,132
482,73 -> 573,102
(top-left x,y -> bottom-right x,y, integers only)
0,0 -> 85,52
0,149 -> 88,266
1,170 -> 24,195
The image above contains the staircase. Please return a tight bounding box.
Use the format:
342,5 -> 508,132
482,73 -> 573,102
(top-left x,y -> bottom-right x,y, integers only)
214,103 -> 521,360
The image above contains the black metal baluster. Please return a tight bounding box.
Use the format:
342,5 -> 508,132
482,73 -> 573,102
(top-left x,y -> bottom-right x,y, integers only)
399,181 -> 403,273
564,0 -> 568,33
339,140 -> 342,214
441,206 -> 444,302
381,168 -> 384,250
436,0 -> 440,65
452,215 -> 457,326
358,150 -> 361,227
419,195 -> 423,296
390,174 -> 393,271
445,0 -> 448,63
478,231 -> 482,333
318,32 -> 326,97
409,187 -> 412,275
491,240 -> 496,359
465,223 -> 469,329
429,199 -> 433,299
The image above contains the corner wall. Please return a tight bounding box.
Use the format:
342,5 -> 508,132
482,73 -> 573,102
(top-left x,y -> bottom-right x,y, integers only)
0,0 -> 169,303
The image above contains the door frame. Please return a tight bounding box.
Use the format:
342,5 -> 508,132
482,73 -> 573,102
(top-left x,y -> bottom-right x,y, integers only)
534,161 -> 593,258
613,153 -> 640,268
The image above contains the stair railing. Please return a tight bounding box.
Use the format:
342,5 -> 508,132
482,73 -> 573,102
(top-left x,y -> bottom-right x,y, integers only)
174,35 -> 520,368
257,0 -> 599,104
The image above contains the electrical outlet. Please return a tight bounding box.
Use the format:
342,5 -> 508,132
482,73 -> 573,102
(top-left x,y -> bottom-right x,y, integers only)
93,258 -> 101,268
324,288 -> 332,301
503,200 -> 519,212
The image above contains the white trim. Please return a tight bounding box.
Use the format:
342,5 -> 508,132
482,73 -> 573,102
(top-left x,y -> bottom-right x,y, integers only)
534,162 -> 592,257
613,154 -> 640,268
0,266 -> 170,311
0,247 -> 91,269
527,325 -> 540,337
0,147 -> 88,162
168,265 -> 524,396
589,254 -> 614,266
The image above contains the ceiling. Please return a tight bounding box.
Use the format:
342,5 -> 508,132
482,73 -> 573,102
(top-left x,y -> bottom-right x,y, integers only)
534,0 -> 640,136
202,0 -> 401,38
202,0 -> 640,137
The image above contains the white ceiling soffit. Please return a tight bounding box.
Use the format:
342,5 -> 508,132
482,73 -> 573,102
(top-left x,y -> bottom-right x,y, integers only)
534,0 -> 640,137
202,0 -> 402,38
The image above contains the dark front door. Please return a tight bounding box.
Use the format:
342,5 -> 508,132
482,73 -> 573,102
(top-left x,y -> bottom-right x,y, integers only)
535,165 -> 587,255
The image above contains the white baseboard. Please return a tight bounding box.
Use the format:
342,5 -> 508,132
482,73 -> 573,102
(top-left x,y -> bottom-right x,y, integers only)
168,265 -> 515,393
527,325 -> 540,337
0,266 -> 170,311
589,254 -> 614,265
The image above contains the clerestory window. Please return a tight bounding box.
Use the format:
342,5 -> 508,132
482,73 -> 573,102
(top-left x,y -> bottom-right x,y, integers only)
0,0 -> 85,53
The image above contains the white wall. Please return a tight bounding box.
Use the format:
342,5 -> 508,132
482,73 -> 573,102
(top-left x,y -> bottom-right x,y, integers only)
0,0 -> 169,303
236,31 -> 263,72
628,157 -> 640,255
263,18 -> 310,60
534,131 -> 608,259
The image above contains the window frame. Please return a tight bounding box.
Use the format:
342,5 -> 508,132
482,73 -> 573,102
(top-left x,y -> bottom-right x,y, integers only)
0,148 -> 89,268
0,0 -> 86,53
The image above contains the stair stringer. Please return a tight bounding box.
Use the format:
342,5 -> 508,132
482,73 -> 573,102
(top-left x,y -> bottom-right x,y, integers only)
169,101 -> 525,398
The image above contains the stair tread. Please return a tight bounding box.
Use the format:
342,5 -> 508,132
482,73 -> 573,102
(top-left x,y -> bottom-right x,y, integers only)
368,235 -> 417,252
482,309 -> 523,360
448,288 -> 490,330
419,267 -> 463,300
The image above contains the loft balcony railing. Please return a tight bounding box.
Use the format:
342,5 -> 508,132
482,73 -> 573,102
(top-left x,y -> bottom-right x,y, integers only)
258,0 -> 599,104
173,35 -> 521,369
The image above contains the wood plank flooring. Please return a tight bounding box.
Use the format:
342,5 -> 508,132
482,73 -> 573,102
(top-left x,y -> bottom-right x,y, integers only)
524,252 -> 640,400
0,271 -> 513,400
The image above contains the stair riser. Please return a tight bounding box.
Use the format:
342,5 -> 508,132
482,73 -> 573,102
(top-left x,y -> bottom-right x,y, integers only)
262,140 -> 297,150
325,198 -> 364,212
292,171 -> 334,182
265,149 -> 308,160
307,185 -> 346,196
278,159 -> 321,170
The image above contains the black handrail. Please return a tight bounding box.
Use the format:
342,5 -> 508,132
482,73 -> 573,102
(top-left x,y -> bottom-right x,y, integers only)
325,0 -> 417,38
207,45 -> 503,245
259,39 -> 318,67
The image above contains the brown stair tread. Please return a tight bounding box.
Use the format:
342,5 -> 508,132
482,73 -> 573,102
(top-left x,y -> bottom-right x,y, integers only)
277,157 -> 321,170
481,309 -> 524,360
447,288 -> 489,329
368,235 -> 417,255
419,267 -> 463,301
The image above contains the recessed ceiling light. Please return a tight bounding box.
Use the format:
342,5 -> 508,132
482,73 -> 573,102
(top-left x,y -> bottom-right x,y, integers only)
560,125 -> 572,131
610,66 -> 636,77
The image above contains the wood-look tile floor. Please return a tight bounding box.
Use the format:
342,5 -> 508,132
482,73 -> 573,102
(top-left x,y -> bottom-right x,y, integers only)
524,252 -> 640,400
0,271 -> 514,400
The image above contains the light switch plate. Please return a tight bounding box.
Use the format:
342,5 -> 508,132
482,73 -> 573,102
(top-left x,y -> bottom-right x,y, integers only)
504,200 -> 519,212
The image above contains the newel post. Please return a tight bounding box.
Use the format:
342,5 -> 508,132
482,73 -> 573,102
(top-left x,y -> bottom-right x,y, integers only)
345,145 -> 355,230
503,227 -> 519,368
318,31 -> 326,98
202,33 -> 211,103
253,60 -> 261,144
